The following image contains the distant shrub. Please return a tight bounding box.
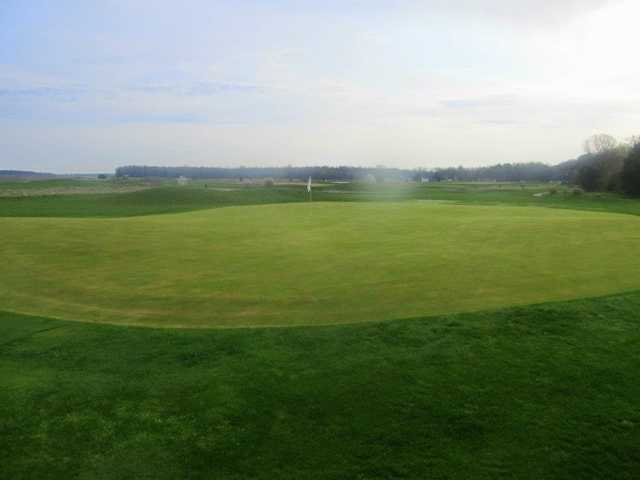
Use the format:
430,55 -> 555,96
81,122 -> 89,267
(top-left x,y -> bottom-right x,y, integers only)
263,178 -> 275,187
98,174 -> 108,179
572,188 -> 583,196
549,187 -> 558,195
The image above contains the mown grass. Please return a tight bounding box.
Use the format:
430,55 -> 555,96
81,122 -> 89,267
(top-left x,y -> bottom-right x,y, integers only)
2,292 -> 640,479
3,202 -> 640,327
329,181 -> 640,216
0,185 -> 311,217
2,180 -> 640,478
2,180 -> 640,217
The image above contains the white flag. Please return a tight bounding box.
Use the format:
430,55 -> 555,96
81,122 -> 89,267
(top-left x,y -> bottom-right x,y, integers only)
307,176 -> 312,192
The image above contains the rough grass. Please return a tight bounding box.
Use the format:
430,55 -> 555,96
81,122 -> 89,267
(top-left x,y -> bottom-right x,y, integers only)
0,185 -> 309,217
2,292 -> 640,479
3,181 -> 640,218
3,202 -> 640,327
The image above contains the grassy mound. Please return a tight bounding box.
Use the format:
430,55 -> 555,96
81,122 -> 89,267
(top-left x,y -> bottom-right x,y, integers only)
2,292 -> 640,479
2,201 -> 640,327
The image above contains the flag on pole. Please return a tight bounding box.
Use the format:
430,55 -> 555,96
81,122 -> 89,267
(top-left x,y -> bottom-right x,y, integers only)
307,176 -> 312,193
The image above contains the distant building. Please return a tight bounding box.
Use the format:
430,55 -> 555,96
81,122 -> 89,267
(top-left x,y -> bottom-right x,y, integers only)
420,177 -> 430,183
177,176 -> 189,186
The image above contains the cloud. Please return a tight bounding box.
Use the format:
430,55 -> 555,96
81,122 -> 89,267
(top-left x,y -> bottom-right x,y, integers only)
114,113 -> 209,124
428,0 -> 615,25
441,95 -> 517,110
127,82 -> 264,96
0,86 -> 84,100
1,0 -> 639,172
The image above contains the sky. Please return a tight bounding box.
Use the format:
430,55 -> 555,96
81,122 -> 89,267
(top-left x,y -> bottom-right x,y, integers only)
1,0 -> 639,173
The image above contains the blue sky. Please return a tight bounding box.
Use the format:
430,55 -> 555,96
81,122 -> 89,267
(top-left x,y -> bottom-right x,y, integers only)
1,0 -> 639,172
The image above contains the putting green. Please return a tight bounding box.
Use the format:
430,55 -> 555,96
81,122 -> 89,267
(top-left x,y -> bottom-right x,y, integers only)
2,201 -> 640,327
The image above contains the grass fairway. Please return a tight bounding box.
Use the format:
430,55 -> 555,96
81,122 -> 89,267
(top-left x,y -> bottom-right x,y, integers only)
2,293 -> 640,479
2,201 -> 640,327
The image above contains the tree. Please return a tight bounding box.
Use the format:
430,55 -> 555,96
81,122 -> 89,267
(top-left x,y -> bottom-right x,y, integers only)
575,159 -> 601,192
622,144 -> 640,196
573,147 -> 627,192
583,133 -> 618,154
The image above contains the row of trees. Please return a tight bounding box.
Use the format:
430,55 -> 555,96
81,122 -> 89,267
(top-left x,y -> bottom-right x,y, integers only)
115,165 -> 413,182
0,170 -> 53,178
419,163 -> 565,183
115,134 -> 640,196
116,163 -> 570,184
569,134 -> 640,195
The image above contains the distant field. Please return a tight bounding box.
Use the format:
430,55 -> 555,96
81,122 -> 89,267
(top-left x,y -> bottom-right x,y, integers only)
0,177 -> 151,198
3,201 -> 640,327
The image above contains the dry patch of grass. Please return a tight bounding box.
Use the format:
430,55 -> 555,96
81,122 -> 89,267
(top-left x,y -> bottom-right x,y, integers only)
0,185 -> 151,198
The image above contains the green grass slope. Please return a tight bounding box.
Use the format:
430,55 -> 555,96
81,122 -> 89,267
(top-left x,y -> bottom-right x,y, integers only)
0,185 -> 310,217
4,182 -> 640,218
2,292 -> 640,479
2,201 -> 640,327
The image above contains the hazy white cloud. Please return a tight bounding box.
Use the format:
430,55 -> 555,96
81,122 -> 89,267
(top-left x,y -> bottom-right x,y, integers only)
0,0 -> 638,172
424,0 -> 613,25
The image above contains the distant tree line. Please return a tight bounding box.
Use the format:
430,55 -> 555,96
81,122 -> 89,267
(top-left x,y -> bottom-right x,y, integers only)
0,170 -> 53,178
115,165 -> 413,182
421,163 -> 566,183
419,134 -> 640,195
115,163 -> 569,183
115,134 -> 640,197
562,134 -> 640,195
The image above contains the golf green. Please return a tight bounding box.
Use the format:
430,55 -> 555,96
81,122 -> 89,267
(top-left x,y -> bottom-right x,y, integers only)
2,201 -> 640,327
